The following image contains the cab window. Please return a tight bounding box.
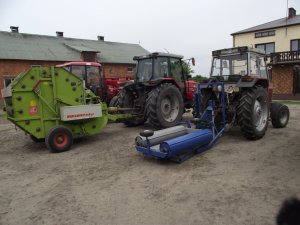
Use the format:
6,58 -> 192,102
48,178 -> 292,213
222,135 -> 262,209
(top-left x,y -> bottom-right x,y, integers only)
170,58 -> 183,82
153,57 -> 169,79
71,66 -> 85,79
86,66 -> 100,87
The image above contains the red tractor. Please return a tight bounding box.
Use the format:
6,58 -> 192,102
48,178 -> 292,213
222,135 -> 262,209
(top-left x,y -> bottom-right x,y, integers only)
116,52 -> 197,128
56,62 -> 130,104
194,46 -> 289,140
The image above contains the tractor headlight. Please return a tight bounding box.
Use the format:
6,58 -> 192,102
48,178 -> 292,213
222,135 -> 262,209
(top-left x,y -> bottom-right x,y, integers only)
217,85 -> 222,92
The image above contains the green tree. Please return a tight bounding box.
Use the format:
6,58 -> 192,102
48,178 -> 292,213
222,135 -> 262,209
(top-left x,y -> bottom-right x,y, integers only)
182,62 -> 194,76
191,75 -> 208,82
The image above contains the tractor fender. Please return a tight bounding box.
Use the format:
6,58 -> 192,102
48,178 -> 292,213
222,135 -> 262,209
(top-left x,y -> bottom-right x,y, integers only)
236,77 -> 269,88
122,80 -> 135,88
143,78 -> 181,90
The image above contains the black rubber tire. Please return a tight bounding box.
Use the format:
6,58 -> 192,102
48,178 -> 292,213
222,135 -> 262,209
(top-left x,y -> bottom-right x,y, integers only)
45,126 -> 73,153
30,135 -> 45,143
146,83 -> 184,128
237,87 -> 269,140
271,102 -> 289,128
109,95 -> 119,107
117,89 -> 145,127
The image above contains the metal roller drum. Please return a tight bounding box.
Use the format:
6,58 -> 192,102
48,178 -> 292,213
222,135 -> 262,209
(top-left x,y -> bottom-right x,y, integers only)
135,125 -> 187,147
159,129 -> 213,157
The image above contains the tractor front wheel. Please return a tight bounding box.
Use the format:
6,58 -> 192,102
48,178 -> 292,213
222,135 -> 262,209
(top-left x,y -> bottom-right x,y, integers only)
237,87 -> 269,140
45,126 -> 73,153
117,89 -> 146,127
109,95 -> 119,107
146,83 -> 184,128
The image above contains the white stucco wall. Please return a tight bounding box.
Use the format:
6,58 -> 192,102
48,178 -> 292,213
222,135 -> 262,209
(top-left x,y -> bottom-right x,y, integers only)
233,24 -> 300,52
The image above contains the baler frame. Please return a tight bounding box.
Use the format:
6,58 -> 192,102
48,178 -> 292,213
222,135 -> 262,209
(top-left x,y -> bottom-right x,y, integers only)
2,66 -> 131,152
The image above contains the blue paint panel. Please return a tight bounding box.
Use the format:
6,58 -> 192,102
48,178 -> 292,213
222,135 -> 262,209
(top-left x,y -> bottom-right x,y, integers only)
160,129 -> 213,157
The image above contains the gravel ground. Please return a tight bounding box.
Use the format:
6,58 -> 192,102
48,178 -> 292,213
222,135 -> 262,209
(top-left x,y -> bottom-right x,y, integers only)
0,105 -> 299,225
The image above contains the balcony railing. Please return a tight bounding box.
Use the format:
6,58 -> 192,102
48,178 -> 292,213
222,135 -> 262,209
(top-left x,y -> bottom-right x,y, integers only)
270,50 -> 300,64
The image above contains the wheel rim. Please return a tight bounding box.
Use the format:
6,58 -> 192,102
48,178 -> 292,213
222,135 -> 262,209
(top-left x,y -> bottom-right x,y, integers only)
160,94 -> 180,122
279,109 -> 288,125
253,97 -> 268,132
53,132 -> 68,148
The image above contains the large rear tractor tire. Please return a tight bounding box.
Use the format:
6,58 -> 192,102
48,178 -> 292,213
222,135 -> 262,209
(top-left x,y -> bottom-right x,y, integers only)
237,87 -> 269,140
146,83 -> 184,128
270,102 -> 289,128
117,89 -> 146,127
45,126 -> 73,153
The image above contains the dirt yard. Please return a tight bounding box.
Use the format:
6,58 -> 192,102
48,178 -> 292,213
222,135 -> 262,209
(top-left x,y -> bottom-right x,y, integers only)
0,105 -> 299,225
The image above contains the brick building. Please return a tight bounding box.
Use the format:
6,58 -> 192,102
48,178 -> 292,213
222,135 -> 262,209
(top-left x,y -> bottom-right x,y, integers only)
0,27 -> 148,100
231,8 -> 300,99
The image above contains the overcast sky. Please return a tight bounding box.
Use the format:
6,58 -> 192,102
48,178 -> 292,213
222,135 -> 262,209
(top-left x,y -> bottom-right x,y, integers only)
0,0 -> 299,76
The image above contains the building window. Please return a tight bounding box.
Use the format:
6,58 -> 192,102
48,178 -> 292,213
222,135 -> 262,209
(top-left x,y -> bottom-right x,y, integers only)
3,77 -> 14,87
127,67 -> 133,72
291,39 -> 300,51
255,30 -> 275,38
255,43 -> 275,54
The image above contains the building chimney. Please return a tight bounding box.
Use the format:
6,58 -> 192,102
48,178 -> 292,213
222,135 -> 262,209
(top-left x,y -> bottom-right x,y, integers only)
10,26 -> 19,33
288,7 -> 296,19
97,36 -> 104,41
56,31 -> 64,37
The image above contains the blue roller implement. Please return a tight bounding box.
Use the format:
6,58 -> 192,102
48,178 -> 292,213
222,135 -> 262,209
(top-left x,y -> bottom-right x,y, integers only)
135,82 -> 226,163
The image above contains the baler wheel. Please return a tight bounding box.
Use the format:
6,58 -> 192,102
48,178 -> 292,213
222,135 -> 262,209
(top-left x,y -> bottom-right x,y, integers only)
237,87 -> 269,140
45,126 -> 73,153
270,102 -> 289,128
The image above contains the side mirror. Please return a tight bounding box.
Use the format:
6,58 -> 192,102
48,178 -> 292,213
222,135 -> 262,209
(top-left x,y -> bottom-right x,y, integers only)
192,58 -> 195,66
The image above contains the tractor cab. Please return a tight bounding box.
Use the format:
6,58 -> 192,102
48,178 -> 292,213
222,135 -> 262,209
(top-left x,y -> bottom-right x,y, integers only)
210,46 -> 269,83
134,52 -> 187,87
56,62 -> 102,92
133,52 -> 196,107
56,62 -> 128,104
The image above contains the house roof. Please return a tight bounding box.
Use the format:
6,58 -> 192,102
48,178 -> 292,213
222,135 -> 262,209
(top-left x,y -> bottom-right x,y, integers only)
0,31 -> 149,64
231,14 -> 300,35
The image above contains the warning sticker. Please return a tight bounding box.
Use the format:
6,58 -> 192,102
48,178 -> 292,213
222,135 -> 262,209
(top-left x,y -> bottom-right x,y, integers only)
29,100 -> 38,115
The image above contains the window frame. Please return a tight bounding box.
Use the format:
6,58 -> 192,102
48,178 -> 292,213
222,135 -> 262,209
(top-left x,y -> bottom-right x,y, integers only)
3,76 -> 15,88
127,67 -> 133,73
255,42 -> 275,54
255,30 -> 275,38
290,39 -> 300,51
